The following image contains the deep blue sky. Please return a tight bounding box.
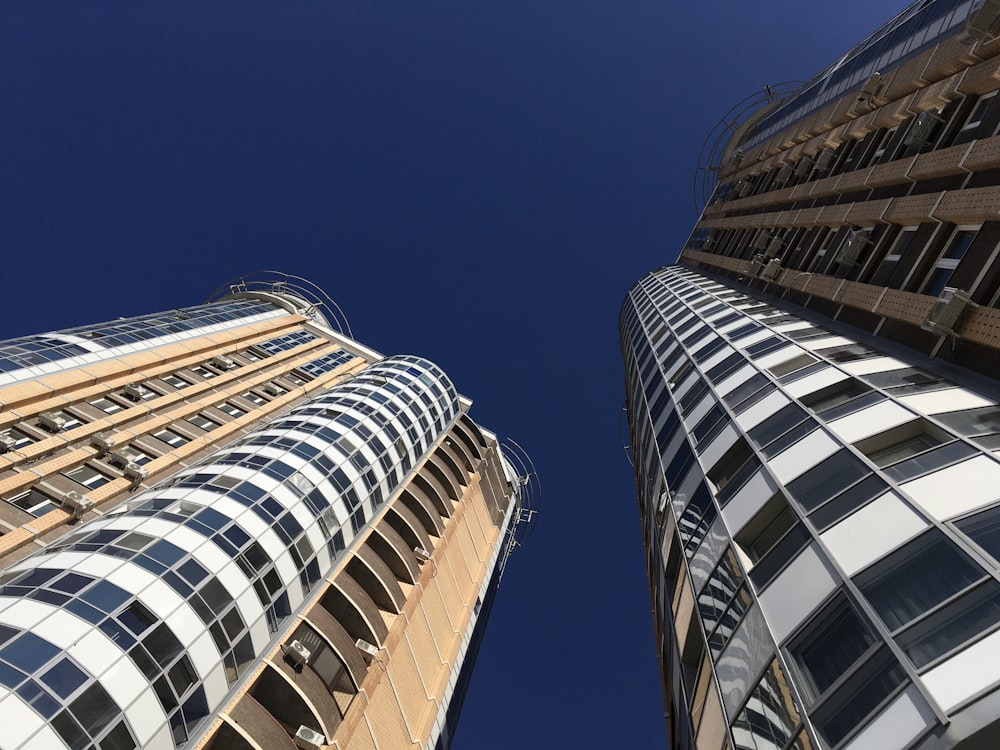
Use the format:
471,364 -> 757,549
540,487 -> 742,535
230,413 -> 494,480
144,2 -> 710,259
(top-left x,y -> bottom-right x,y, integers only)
1,2 -> 910,747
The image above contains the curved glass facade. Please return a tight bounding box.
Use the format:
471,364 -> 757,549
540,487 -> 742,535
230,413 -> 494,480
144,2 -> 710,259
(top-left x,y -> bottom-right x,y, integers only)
622,266 -> 1000,749
0,355 -> 461,750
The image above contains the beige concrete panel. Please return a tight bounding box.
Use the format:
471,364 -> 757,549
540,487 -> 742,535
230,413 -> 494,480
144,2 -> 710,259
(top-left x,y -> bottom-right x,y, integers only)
0,381 -> 54,411
845,198 -> 892,227
883,54 -> 931,101
965,134 -> 1000,171
405,607 -> 445,676
933,184 -> 1000,223
909,142 -> 974,182
807,173 -> 843,198
958,55 -> 1000,95
910,75 -> 962,113
875,288 -> 936,326
883,191 -> 945,224
866,155 -> 917,188
839,280 -> 885,311
873,93 -> 918,129
835,166 -> 875,194
362,691 -> 414,750
844,110 -> 878,140
417,583 -> 457,651
816,203 -> 853,227
385,642 -> 430,735
923,36 -> 983,82
960,305 -> 1000,347
788,181 -> 815,202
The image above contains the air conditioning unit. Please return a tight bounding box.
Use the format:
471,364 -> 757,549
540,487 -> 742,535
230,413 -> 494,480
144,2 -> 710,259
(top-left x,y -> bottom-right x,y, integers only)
857,71 -> 883,102
836,230 -> 872,266
962,0 -> 1000,43
904,110 -> 945,148
752,231 -> 771,251
734,179 -> 751,198
749,257 -> 766,278
731,150 -> 745,166
91,432 -> 115,454
211,355 -> 235,370
63,491 -> 94,516
764,235 -> 784,259
123,462 -> 148,483
773,163 -> 793,186
263,383 -> 282,397
794,156 -> 815,178
760,259 -> 782,281
413,546 -> 431,563
110,449 -> 138,468
293,726 -> 327,750
921,287 -> 973,336
356,639 -> 379,658
39,412 -> 67,433
284,640 -> 312,668
0,432 -> 15,454
814,149 -> 836,172
124,383 -> 146,401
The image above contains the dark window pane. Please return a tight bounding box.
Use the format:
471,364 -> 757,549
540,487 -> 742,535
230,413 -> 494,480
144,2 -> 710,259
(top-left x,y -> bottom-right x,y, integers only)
787,452 -> 870,512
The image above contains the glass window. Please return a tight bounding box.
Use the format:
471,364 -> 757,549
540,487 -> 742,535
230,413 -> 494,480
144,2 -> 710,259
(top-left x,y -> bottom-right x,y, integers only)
920,227 -> 977,297
787,451 -> 870,512
787,595 -> 906,746
731,660 -> 809,750
8,488 -> 59,517
856,530 -> 1000,669
190,366 -> 215,379
735,492 -> 797,564
162,374 -> 188,389
187,414 -> 217,431
153,429 -> 188,448
65,465 -> 110,490
90,398 -> 122,414
217,403 -> 245,418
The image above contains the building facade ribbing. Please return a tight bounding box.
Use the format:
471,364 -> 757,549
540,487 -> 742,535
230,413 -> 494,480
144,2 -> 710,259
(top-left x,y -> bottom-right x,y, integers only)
623,2 -> 1000,749
0,273 -> 534,750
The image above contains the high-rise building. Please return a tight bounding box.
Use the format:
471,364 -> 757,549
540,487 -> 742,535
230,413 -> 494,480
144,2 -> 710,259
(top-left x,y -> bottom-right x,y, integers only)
622,2 -> 1000,749
0,272 -> 536,750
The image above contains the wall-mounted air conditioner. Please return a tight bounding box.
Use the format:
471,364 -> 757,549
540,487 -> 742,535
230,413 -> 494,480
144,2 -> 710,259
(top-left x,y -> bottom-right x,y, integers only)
63,491 -> 94,516
962,0 -> 1000,43
284,639 -> 312,668
0,432 -> 15,454
91,432 -> 115,454
294,726 -> 327,750
211,355 -> 235,370
904,110 -> 945,149
857,72 -> 883,102
764,235 -> 784,259
124,383 -> 146,401
263,383 -> 282,397
921,288 -> 973,336
123,462 -> 148,483
39,412 -> 67,433
356,639 -> 379,658
753,231 -> 771,251
794,156 -> 815,178
773,163 -> 793,186
836,230 -> 872,266
760,259 -> 782,281
814,149 -> 836,172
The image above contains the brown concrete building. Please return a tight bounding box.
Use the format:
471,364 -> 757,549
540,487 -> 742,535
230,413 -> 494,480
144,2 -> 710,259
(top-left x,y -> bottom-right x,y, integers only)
0,272 -> 536,750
